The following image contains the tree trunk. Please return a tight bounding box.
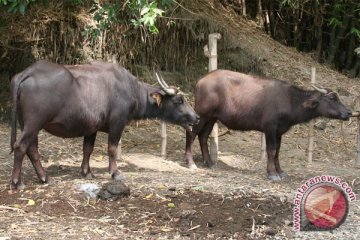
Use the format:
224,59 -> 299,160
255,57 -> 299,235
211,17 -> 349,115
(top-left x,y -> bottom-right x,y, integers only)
268,0 -> 275,38
326,14 -> 351,65
263,8 -> 270,34
242,0 -> 246,17
345,19 -> 355,70
256,0 -> 263,26
314,2 -> 323,62
293,4 -> 301,48
350,58 -> 360,77
285,11 -> 294,46
315,26 -> 323,61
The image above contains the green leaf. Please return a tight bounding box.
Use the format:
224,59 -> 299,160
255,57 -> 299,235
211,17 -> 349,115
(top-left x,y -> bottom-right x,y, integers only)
140,7 -> 149,16
350,27 -> 360,40
19,3 -> 25,15
154,8 -> 164,15
8,1 -> 18,13
328,17 -> 342,27
167,202 -> 175,208
149,25 -> 158,34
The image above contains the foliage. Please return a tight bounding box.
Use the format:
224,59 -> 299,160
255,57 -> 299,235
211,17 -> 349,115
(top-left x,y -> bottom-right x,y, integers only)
83,1 -> 122,39
129,0 -> 165,34
253,0 -> 360,75
82,0 -> 173,39
0,0 -> 173,36
0,0 -> 36,15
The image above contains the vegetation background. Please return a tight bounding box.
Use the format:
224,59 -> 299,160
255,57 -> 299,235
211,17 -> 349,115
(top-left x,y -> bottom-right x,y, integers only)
0,0 -> 359,118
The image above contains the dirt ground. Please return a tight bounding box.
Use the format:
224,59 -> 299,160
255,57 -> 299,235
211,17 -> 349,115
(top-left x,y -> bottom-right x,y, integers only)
0,113 -> 360,239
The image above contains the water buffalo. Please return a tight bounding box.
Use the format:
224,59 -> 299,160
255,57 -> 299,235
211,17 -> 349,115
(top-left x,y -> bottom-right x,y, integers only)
10,60 -> 199,189
185,70 -> 351,181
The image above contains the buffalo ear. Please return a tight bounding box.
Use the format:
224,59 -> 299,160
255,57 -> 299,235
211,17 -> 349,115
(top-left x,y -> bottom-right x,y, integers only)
150,92 -> 162,107
303,99 -> 319,109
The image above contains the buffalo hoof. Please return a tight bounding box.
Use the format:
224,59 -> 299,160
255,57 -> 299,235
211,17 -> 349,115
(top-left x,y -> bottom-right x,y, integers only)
112,173 -> 126,182
267,174 -> 282,181
205,161 -> 216,169
39,175 -> 53,184
189,164 -> 198,170
279,172 -> 288,179
82,172 -> 96,179
11,181 -> 26,190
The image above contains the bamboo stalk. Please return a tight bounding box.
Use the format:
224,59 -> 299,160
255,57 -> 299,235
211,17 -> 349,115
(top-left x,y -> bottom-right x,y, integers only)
206,33 -> 221,163
355,96 -> 360,167
161,121 -> 167,158
308,67 -> 316,165
260,133 -> 266,161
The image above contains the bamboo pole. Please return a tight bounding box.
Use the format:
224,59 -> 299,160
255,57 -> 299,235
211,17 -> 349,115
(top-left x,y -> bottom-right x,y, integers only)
160,121 -> 167,158
307,67 -> 316,165
355,96 -> 360,166
205,33 -> 221,163
260,133 -> 266,161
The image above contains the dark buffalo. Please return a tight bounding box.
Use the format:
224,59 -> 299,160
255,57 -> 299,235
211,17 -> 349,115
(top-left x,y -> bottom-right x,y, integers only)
10,60 -> 199,189
185,70 -> 351,180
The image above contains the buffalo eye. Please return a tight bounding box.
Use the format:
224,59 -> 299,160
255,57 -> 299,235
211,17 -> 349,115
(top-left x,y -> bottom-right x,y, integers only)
174,96 -> 184,105
327,93 -> 338,101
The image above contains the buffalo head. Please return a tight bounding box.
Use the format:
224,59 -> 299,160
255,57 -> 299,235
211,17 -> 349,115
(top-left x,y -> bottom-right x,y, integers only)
150,73 -> 199,131
303,85 -> 352,120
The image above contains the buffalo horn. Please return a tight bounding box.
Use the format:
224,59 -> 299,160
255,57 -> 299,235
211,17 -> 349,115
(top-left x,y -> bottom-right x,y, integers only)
156,73 -> 177,95
159,74 -> 170,88
159,74 -> 187,95
312,84 -> 328,94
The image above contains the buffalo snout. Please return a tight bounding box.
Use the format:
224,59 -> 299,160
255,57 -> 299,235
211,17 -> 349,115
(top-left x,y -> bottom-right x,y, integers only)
184,113 -> 200,131
341,110 -> 352,120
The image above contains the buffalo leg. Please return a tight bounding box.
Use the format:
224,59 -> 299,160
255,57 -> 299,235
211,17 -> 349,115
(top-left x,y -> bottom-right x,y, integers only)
81,132 -> 97,179
274,134 -> 286,178
184,118 -> 207,169
11,130 -> 38,189
265,130 -> 281,181
27,136 -> 48,184
108,124 -> 125,181
198,118 -> 216,168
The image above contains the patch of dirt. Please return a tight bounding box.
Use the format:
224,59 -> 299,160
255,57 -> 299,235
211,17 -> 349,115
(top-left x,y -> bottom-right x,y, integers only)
0,185 -> 291,239
1,117 -> 360,239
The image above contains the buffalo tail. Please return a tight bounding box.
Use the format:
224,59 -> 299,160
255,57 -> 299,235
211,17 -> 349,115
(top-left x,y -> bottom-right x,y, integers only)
10,72 -> 28,153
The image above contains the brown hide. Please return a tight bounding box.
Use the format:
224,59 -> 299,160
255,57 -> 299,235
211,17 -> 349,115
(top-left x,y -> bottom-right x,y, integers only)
185,70 -> 351,181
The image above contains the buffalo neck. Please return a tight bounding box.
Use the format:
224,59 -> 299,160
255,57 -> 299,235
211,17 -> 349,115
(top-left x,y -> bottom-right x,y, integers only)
134,82 -> 162,120
289,87 -> 320,124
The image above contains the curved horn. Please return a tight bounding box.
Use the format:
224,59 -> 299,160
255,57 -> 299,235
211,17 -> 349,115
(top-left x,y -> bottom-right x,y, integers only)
159,74 -> 170,88
155,73 -> 166,89
312,84 -> 328,94
156,73 -> 177,95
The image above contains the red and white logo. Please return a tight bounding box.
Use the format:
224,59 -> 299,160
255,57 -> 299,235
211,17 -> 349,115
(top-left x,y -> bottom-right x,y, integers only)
293,175 -> 356,231
303,184 -> 348,230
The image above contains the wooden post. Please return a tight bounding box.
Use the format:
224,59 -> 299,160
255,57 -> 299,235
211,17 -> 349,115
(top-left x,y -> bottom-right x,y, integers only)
205,33 -> 221,163
355,96 -> 360,166
241,0 -> 247,16
260,133 -> 266,161
161,121 -> 167,158
307,67 -> 316,165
